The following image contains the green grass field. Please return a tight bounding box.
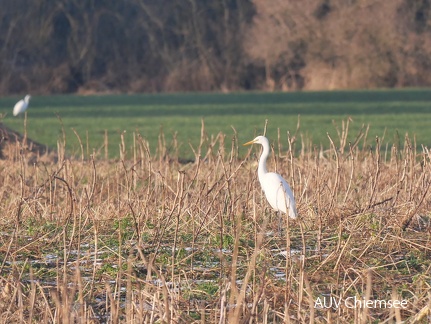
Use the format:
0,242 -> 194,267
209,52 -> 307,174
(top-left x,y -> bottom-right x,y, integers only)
2,88 -> 431,159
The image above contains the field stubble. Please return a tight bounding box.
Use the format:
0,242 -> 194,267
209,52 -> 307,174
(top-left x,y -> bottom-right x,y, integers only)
0,119 -> 430,323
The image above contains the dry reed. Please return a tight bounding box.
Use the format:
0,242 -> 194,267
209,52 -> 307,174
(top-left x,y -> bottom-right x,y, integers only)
0,119 -> 430,323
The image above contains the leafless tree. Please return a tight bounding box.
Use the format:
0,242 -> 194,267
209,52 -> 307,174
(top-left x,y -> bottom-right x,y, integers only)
2,0 -> 431,94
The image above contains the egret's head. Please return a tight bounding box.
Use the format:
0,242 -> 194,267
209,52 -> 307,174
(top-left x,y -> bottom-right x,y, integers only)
24,94 -> 31,102
243,135 -> 268,147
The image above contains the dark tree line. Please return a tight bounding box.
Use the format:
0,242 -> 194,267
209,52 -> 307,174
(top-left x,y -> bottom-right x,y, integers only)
1,0 -> 431,95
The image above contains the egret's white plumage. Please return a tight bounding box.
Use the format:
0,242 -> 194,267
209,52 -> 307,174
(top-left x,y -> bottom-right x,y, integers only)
13,94 -> 31,116
244,135 -> 297,219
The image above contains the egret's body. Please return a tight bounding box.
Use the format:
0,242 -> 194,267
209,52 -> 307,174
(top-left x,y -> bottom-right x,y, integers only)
244,136 -> 297,219
13,94 -> 31,116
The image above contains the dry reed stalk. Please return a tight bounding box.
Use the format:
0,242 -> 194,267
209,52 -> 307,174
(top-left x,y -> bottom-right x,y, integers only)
104,129 -> 109,160
72,128 -> 84,162
23,111 -> 27,151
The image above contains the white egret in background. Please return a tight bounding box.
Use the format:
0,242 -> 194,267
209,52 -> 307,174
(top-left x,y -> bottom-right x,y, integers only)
244,135 -> 297,219
13,94 -> 31,116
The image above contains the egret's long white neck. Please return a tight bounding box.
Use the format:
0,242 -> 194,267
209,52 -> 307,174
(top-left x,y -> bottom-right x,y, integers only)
258,142 -> 270,181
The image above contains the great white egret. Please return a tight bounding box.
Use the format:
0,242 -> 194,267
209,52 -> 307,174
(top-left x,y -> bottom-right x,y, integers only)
13,94 -> 31,116
244,135 -> 297,219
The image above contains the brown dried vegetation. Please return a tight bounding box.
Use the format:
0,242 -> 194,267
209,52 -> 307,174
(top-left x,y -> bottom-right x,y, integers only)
0,120 -> 430,322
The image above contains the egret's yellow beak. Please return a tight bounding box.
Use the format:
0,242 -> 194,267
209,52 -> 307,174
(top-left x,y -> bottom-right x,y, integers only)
243,139 -> 256,146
